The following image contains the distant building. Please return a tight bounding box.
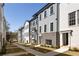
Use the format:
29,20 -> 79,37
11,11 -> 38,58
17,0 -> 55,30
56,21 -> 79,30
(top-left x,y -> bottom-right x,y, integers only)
18,21 -> 30,44
29,17 -> 38,44
18,27 -> 23,43
18,3 -> 79,50
22,21 -> 30,43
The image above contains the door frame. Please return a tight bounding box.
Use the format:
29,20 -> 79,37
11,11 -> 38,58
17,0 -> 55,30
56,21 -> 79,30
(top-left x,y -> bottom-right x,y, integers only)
62,33 -> 69,46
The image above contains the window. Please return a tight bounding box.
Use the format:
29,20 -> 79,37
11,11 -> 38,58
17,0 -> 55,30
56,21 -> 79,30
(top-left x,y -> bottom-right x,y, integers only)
69,11 -> 76,26
39,14 -> 41,21
50,22 -> 53,31
44,11 -> 47,18
40,26 -> 41,33
33,21 -> 35,26
44,25 -> 47,32
36,19 -> 38,24
46,40 -> 52,45
50,6 -> 53,15
77,10 -> 79,24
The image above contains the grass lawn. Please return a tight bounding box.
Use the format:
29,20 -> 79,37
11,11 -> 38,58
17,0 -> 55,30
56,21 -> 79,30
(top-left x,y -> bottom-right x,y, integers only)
31,47 -> 52,53
6,43 -> 26,54
6,48 -> 25,54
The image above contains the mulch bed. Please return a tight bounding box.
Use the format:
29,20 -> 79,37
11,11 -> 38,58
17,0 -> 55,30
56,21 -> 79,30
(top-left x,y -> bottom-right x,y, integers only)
31,47 -> 51,53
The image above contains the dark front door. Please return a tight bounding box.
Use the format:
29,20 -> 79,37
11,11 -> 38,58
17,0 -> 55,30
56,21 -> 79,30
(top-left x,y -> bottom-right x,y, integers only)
39,36 -> 41,44
63,33 -> 68,45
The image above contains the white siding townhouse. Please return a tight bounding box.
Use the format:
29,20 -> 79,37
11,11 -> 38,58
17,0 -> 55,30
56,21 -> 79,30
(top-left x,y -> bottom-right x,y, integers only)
18,3 -> 79,50
22,21 -> 30,43
30,3 -> 79,49
18,27 -> 22,43
0,3 -> 6,54
29,17 -> 38,44
30,3 -> 59,48
59,3 -> 79,49
18,21 -> 30,44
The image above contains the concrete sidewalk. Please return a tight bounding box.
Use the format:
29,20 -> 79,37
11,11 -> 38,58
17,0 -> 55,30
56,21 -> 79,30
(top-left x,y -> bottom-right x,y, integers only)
13,43 -> 69,56
13,43 -> 45,56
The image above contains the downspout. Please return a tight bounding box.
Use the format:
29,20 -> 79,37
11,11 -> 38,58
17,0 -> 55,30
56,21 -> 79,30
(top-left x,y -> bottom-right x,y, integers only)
56,3 -> 60,48
36,16 -> 38,44
28,21 -> 30,43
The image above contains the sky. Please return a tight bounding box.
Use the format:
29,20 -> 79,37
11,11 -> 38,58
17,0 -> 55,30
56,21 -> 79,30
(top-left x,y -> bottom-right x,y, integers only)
4,3 -> 46,32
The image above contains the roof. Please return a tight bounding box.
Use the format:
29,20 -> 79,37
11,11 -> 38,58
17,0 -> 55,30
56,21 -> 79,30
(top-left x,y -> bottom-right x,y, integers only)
29,17 -> 37,22
29,3 -> 54,22
33,3 -> 54,17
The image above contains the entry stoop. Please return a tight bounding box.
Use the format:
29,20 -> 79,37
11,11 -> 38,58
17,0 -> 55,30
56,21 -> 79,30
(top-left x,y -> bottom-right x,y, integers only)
54,46 -> 69,53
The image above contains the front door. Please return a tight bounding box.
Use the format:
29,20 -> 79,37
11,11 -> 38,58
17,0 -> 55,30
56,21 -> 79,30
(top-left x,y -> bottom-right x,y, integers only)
62,33 -> 68,45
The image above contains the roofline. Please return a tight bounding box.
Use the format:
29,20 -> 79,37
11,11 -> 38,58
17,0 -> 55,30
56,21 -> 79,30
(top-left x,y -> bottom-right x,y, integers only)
33,3 -> 54,17
29,16 -> 37,22
29,3 -> 54,22
23,20 -> 29,26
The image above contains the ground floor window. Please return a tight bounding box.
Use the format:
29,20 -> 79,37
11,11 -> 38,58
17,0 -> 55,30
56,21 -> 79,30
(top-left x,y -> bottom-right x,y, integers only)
46,39 -> 52,45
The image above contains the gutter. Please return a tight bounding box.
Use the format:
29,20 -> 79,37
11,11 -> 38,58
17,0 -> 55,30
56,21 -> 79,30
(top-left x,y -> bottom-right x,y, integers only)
56,3 -> 60,48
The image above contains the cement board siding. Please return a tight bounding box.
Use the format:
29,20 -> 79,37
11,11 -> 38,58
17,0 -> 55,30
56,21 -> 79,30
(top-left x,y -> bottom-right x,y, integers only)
41,32 -> 56,47
59,4 -> 79,48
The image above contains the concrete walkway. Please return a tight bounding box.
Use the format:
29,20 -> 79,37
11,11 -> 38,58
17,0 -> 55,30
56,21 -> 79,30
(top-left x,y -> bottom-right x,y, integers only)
13,43 -> 69,56
13,43 -> 45,56
45,46 -> 69,56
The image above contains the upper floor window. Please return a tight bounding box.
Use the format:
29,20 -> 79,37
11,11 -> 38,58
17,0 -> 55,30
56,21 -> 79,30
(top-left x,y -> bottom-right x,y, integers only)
44,11 -> 47,18
33,21 -> 35,26
36,19 -> 38,24
44,24 -> 47,32
40,26 -> 41,33
39,14 -> 41,21
77,10 -> 79,24
50,6 -> 53,15
50,22 -> 53,31
69,11 -> 76,26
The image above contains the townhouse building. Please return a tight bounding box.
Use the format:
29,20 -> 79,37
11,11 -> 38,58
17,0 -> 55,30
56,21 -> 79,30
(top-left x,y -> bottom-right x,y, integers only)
22,21 -> 30,43
29,17 -> 38,44
30,3 -> 79,49
0,3 -> 6,54
18,27 -> 23,43
18,21 -> 30,44
31,3 -> 59,48
18,3 -> 79,50
59,3 -> 79,49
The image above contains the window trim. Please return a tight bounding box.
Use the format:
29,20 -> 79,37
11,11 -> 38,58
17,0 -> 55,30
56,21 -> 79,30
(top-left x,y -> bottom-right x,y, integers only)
68,11 -> 76,26
50,6 -> 53,15
39,14 -> 41,21
44,10 -> 47,18
40,26 -> 41,33
44,24 -> 47,32
50,22 -> 53,31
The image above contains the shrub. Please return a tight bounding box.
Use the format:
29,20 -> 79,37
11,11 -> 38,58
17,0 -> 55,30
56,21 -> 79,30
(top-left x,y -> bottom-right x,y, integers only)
70,47 -> 79,52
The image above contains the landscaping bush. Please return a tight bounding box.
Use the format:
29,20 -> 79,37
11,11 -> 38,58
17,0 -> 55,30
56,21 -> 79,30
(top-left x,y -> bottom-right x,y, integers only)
70,47 -> 79,52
